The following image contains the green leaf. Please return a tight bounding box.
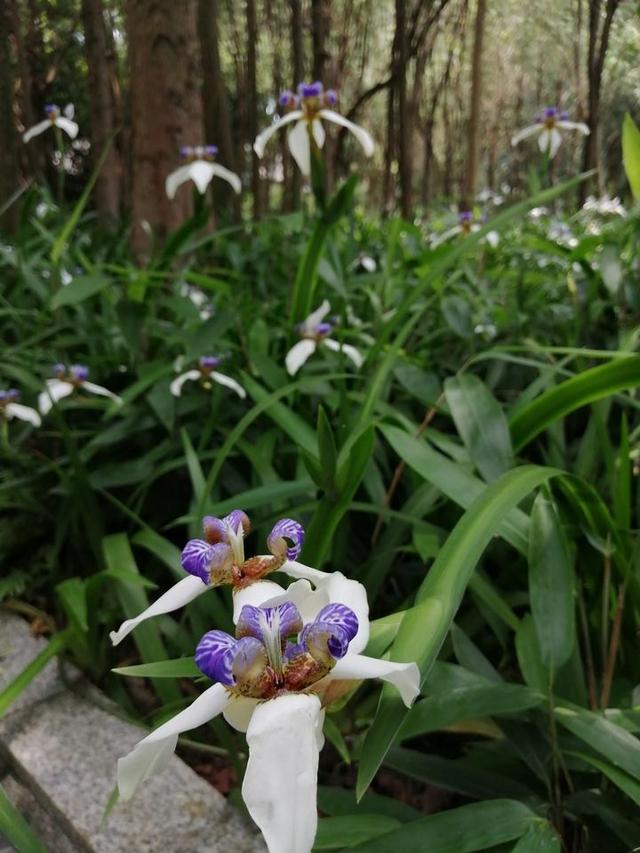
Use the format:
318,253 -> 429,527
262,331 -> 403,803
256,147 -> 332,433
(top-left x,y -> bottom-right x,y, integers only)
555,705 -> 640,781
323,715 -> 351,765
509,356 -> 640,452
357,464 -> 560,798
314,815 -> 402,849
50,274 -> 110,309
181,427 -> 206,503
242,375 -> 317,456
316,786 -> 421,823
528,491 -> 575,671
346,799 -> 538,852
516,615 -> 549,693
566,750 -> 640,807
56,577 -> 88,633
0,630 -> 70,717
316,405 -> 338,488
400,680 -> 543,740
511,821 -> 562,853
445,373 -> 514,481
113,658 -> 200,678
0,784 -> 46,853
622,112 -> 640,200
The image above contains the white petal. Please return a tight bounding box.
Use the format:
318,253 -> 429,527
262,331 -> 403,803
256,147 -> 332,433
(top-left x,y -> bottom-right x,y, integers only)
537,129 -> 551,153
81,381 -> 122,404
38,379 -> 74,415
54,117 -> 79,139
188,160 -> 216,194
169,369 -> 200,397
166,165 -> 193,200
254,110 -> 304,158
548,128 -> 563,158
63,103 -> 75,119
22,119 -> 51,143
117,683 -> 229,800
5,403 -> 41,426
109,575 -> 208,646
556,120 -> 590,135
432,225 -> 462,247
319,572 -> 370,653
281,559 -> 329,585
485,230 -> 500,248
311,119 -> 325,149
211,371 -> 246,398
285,339 -> 317,375
317,110 -> 375,157
330,653 -> 420,707
288,120 -> 312,176
303,299 -> 331,329
232,580 -> 287,623
322,337 -> 363,368
510,123 -> 542,146
243,694 -> 323,853
210,163 -> 242,194
223,696 -> 260,732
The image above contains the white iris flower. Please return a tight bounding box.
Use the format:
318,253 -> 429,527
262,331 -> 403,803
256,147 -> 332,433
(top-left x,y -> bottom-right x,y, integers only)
23,103 -> 79,143
0,389 -> 41,427
511,107 -> 589,158
254,82 -> 374,177
166,145 -> 241,199
170,355 -> 246,398
285,300 -> 363,376
38,363 -> 122,415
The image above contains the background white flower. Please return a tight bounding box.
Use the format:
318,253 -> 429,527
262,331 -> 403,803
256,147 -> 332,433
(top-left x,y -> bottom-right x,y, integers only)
170,355 -> 246,398
511,107 -> 589,158
286,301 -> 363,375
38,363 -> 121,415
166,145 -> 241,198
0,389 -> 41,427
23,103 -> 78,143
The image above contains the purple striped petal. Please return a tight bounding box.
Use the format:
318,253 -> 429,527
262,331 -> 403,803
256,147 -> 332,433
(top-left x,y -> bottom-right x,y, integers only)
229,636 -> 269,685
195,630 -> 237,684
181,539 -> 231,584
301,621 -> 350,661
267,518 -> 305,560
314,603 -> 358,642
224,510 -> 250,536
202,515 -> 228,545
237,601 -> 303,644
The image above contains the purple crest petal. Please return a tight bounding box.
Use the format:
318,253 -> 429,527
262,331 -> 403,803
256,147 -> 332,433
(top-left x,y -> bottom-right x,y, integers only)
44,104 -> 58,114
70,364 -> 89,382
229,636 -> 268,683
199,355 -> 221,370
324,89 -> 338,107
267,518 -> 305,560
314,321 -> 334,337
205,144 -> 218,156
0,391 -> 6,402
459,211 -> 473,224
279,90 -> 294,106
181,539 -> 231,584
195,629 -> 236,684
52,363 -> 66,377
299,81 -> 323,98
560,111 -> 569,121
7,389 -> 20,401
180,145 -> 192,157
301,621 -> 350,660
543,107 -> 558,118
314,603 -> 358,642
236,601 -> 303,643
224,509 -> 250,536
202,515 -> 228,545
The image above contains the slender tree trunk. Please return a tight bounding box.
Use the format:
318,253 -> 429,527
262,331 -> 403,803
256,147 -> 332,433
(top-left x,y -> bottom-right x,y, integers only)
81,0 -> 121,228
395,0 -> 412,219
0,0 -> 20,232
128,0 -> 202,261
285,0 -> 304,210
246,0 -> 262,218
198,0 -> 238,219
311,0 -> 329,81
462,0 -> 486,208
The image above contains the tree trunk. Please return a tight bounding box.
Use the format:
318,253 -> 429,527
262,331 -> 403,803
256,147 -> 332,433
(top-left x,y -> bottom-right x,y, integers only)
0,0 -> 20,232
285,0 -> 304,210
246,0 -> 262,218
462,0 -> 486,208
395,0 -> 412,219
81,0 -> 121,228
127,0 -> 203,261
198,0 -> 238,220
311,0 -> 329,82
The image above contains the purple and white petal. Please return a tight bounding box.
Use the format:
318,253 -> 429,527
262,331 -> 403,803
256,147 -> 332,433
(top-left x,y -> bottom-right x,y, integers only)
254,110 -> 304,158
22,119 -> 52,143
181,539 -> 232,584
330,653 -> 420,707
109,575 -> 208,646
237,601 -> 303,642
170,369 -> 201,397
202,515 -> 228,544
302,620 -> 351,660
38,379 -> 74,415
54,117 -> 79,139
242,693 -> 323,853
267,518 -> 305,560
117,683 -> 229,800
210,163 -> 242,194
313,603 -> 358,642
287,119 -> 312,176
5,403 -> 41,427
211,371 -> 247,398
195,629 -> 237,684
232,580 -> 288,623
317,109 -> 375,157
229,636 -> 269,684
285,339 -> 317,375
224,509 -> 250,536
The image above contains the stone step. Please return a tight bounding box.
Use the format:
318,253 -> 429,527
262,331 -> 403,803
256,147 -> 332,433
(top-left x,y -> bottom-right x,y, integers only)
0,614 -> 264,852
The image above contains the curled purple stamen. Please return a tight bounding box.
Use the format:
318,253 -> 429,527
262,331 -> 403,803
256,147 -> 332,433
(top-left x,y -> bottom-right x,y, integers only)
70,364 -> 89,382
267,518 -> 305,560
